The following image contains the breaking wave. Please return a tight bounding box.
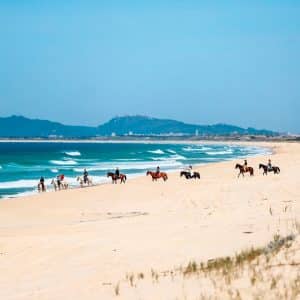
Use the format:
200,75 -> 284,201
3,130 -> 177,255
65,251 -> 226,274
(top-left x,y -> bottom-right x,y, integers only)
206,150 -> 233,155
64,151 -> 81,157
50,159 -> 78,166
148,149 -> 165,155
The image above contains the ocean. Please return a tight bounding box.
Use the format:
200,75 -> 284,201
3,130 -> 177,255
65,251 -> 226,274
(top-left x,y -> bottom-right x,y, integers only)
0,142 -> 270,199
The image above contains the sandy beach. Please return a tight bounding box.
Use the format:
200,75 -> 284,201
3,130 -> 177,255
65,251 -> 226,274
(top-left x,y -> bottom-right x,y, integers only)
0,141 -> 299,299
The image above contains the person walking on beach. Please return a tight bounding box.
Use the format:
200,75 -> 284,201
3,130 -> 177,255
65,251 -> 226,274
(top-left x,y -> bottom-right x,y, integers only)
83,168 -> 88,184
115,167 -> 120,179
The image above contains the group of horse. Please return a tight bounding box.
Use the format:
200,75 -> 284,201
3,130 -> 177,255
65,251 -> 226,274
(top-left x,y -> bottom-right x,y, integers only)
235,163 -> 280,178
38,162 -> 279,193
37,168 -> 202,192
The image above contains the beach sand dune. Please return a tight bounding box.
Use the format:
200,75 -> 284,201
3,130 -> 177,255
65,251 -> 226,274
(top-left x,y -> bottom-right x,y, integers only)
0,142 -> 299,299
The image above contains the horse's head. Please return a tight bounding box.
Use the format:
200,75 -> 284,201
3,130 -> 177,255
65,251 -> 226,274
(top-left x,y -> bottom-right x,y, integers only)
235,164 -> 239,169
51,179 -> 54,184
146,171 -> 151,176
107,172 -> 111,177
180,171 -> 184,177
76,176 -> 80,181
259,164 -> 263,169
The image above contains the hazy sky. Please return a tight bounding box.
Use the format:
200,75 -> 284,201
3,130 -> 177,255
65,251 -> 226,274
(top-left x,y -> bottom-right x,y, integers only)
0,1 -> 299,132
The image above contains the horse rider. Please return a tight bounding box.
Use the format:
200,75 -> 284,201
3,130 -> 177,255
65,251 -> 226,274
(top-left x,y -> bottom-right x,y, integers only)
57,174 -> 64,189
243,159 -> 248,172
156,166 -> 160,176
83,168 -> 88,184
185,165 -> 192,176
267,159 -> 272,171
115,167 -> 120,179
39,176 -> 45,192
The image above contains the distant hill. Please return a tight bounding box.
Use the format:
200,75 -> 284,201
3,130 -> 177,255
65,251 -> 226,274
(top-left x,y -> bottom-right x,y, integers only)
98,116 -> 277,136
0,116 -> 96,138
0,115 -> 278,138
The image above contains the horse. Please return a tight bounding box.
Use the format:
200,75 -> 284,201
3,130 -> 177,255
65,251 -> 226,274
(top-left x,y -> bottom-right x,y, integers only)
51,179 -> 69,191
192,171 -> 200,179
37,182 -> 46,192
180,171 -> 200,179
107,172 -> 127,184
235,163 -> 254,178
146,171 -> 168,181
259,164 -> 280,175
77,176 -> 93,187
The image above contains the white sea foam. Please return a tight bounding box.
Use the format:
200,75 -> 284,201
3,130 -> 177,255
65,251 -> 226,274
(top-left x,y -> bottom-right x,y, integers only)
50,168 -> 59,173
182,146 -> 200,152
50,159 -> 78,166
73,160 -> 183,172
0,179 -> 40,189
148,149 -> 165,155
183,146 -> 212,152
206,150 -> 233,155
2,190 -> 37,199
64,151 -> 81,156
170,154 -> 187,160
114,158 -> 140,161
166,149 -> 177,154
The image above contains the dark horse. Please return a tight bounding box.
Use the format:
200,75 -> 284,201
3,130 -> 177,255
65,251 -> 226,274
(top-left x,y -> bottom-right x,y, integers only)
259,164 -> 280,176
180,171 -> 200,179
146,171 -> 168,181
235,163 -> 254,178
107,172 -> 127,184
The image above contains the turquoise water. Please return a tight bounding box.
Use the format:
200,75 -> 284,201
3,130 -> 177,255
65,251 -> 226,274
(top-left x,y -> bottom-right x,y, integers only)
0,142 -> 269,198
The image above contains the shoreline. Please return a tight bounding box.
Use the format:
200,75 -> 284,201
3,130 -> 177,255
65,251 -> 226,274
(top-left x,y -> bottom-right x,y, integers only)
0,141 -> 272,201
0,141 -> 299,299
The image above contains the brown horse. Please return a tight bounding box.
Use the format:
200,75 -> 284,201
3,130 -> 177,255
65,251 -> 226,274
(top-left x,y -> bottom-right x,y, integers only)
235,163 -> 254,178
146,171 -> 168,181
107,172 -> 127,184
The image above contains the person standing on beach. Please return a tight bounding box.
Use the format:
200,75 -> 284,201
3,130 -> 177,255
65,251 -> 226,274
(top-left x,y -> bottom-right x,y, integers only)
39,176 -> 45,192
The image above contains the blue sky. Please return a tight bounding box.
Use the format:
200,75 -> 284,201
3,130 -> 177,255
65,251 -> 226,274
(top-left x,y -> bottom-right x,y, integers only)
0,1 -> 299,132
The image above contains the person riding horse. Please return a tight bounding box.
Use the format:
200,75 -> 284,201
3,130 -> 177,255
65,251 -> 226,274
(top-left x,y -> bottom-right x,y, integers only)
83,169 -> 88,184
115,167 -> 120,179
267,159 -> 272,172
243,160 -> 248,172
186,165 -> 192,176
156,166 -> 160,176
56,174 -> 64,189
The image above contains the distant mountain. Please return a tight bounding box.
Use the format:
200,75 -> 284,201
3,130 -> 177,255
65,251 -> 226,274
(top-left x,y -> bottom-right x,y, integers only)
0,116 -> 96,138
0,115 -> 278,138
98,116 -> 277,136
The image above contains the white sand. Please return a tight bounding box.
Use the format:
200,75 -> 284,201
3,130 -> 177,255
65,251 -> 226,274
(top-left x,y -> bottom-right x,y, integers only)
0,142 -> 299,299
